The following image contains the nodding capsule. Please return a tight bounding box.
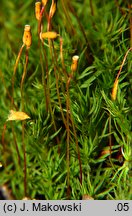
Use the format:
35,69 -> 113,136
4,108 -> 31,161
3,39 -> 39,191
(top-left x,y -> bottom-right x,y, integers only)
40,31 -> 59,40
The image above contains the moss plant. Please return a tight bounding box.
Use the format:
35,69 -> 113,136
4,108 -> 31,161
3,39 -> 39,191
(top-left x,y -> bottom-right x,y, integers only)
0,0 -> 131,200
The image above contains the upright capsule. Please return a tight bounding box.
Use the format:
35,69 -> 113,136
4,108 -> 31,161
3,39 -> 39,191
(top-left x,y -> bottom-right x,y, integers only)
35,2 -> 41,20
42,0 -> 48,6
23,25 -> 32,48
71,55 -> 79,72
111,79 -> 119,101
49,0 -> 57,18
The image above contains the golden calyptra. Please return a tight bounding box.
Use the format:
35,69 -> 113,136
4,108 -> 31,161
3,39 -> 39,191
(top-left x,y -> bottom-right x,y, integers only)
111,79 -> 119,101
49,0 -> 57,18
35,2 -> 41,21
71,55 -> 79,72
7,110 -> 31,121
42,0 -> 48,7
